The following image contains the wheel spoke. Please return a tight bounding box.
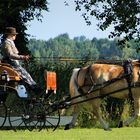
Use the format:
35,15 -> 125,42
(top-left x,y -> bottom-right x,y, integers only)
24,102 -> 46,131
44,104 -> 60,131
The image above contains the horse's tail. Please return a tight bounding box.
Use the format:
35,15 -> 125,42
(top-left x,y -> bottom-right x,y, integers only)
69,68 -> 81,98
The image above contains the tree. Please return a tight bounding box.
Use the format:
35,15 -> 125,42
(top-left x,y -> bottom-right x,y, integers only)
0,0 -> 48,54
73,0 -> 140,46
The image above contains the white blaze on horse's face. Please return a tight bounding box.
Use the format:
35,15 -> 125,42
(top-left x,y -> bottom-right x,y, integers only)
65,61 -> 140,131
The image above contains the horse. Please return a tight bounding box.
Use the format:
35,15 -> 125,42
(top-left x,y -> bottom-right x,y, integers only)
64,60 -> 140,130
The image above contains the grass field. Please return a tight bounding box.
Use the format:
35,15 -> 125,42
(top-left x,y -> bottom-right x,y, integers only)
0,127 -> 140,140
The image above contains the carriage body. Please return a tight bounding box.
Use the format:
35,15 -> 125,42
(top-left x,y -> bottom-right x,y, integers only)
0,63 -> 20,81
0,63 -> 29,99
0,62 -> 59,131
0,63 -> 57,99
0,63 -> 21,101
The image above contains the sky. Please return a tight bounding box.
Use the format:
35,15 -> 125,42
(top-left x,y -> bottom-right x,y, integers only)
26,0 -> 113,41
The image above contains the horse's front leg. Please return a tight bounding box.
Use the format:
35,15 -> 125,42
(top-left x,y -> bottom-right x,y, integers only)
64,105 -> 79,130
122,97 -> 140,126
123,115 -> 137,126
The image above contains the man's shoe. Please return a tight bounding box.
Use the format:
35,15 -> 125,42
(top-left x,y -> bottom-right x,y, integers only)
31,85 -> 41,95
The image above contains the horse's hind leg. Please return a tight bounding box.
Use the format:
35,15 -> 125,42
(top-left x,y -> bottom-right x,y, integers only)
92,99 -> 111,131
64,105 -> 79,130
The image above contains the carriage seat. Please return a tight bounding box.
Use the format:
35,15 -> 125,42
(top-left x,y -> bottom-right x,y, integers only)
0,63 -> 21,81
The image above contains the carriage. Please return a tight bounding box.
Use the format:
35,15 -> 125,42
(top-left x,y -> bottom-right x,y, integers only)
0,59 -> 140,131
0,62 -> 60,131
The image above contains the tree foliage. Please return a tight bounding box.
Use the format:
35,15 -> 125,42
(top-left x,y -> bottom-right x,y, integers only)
0,0 -> 48,54
27,34 -> 140,62
73,0 -> 140,45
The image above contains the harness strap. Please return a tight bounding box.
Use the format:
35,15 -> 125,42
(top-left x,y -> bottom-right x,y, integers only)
77,68 -> 85,94
123,59 -> 133,102
82,65 -> 96,94
77,65 -> 95,95
87,65 -> 97,93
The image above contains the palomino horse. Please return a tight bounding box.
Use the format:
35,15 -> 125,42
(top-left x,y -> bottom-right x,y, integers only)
64,60 -> 140,130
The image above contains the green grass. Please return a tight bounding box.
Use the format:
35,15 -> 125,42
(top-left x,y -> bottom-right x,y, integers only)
0,127 -> 140,140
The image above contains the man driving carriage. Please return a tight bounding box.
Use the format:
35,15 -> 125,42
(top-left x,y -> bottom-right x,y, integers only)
0,27 -> 40,94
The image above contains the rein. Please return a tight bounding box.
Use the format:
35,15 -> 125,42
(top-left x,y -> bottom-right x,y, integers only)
79,72 -> 132,95
50,82 -> 140,111
49,60 -> 140,111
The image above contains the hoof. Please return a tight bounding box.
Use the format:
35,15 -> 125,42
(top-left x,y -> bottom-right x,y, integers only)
118,121 -> 123,128
104,128 -> 112,131
64,124 -> 70,130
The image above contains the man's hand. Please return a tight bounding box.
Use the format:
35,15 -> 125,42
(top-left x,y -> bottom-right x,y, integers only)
21,55 -> 30,61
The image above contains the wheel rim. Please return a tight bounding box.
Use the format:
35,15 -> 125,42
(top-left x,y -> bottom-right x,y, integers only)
8,101 -> 26,131
45,104 -> 60,131
0,102 -> 7,129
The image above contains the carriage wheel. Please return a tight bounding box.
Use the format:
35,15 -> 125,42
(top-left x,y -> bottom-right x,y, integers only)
8,100 -> 27,131
0,102 -> 7,129
45,103 -> 60,131
23,101 -> 46,131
